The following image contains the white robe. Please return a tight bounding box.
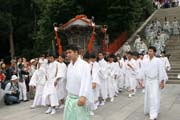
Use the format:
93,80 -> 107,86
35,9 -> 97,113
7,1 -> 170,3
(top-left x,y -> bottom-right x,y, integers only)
98,59 -> 108,100
116,60 -> 125,89
148,31 -> 155,46
134,37 -> 141,53
139,42 -> 148,53
154,40 -> 163,56
160,57 -> 171,71
163,22 -> 171,35
122,44 -> 131,53
172,21 -> 180,35
160,57 -> 171,81
66,57 -> 91,103
56,62 -> 67,100
89,61 -> 101,104
140,57 -> 165,119
42,61 -> 60,107
124,59 -> 137,91
134,59 -> 141,87
106,62 -> 117,98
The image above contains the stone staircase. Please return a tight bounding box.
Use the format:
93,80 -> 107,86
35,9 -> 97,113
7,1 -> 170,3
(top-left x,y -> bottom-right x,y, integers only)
166,36 -> 180,84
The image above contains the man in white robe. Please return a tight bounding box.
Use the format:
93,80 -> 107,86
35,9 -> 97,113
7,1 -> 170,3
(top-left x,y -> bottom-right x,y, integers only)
153,38 -> 163,56
134,35 -> 141,53
125,52 -> 137,98
139,40 -> 148,54
88,52 -> 101,115
42,55 -> 60,115
155,19 -> 161,32
56,55 -> 67,109
64,44 -> 91,120
132,52 -> 141,89
98,52 -> 108,106
172,17 -> 180,35
122,42 -> 131,54
140,46 -> 166,120
116,56 -> 125,92
106,54 -> 117,102
160,52 -> 171,71
158,32 -> 166,52
163,19 -> 171,36
138,53 -> 145,93
148,29 -> 156,46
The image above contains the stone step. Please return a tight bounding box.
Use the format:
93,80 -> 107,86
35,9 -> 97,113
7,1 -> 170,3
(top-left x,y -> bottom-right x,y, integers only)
165,39 -> 180,43
166,41 -> 180,44
169,58 -> 180,60
170,60 -> 180,62
166,48 -> 180,51
167,68 -> 180,74
168,73 -> 179,78
170,69 -> 180,71
169,55 -> 180,57
167,54 -> 180,57
168,74 -> 180,77
167,39 -> 180,41
169,59 -> 180,61
166,48 -> 180,52
166,42 -> 180,44
169,62 -> 180,65
169,55 -> 180,58
169,53 -> 180,55
166,47 -> 180,49
166,43 -> 180,45
169,63 -> 180,65
169,56 -> 180,58
168,55 -> 180,57
166,80 -> 180,84
167,36 -> 180,42
170,65 -> 180,68
166,47 -> 180,52
168,76 -> 179,80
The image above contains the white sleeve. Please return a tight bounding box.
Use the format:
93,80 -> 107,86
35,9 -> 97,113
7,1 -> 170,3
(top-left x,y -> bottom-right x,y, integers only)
79,63 -> 91,98
165,58 -> 171,71
139,60 -> 146,81
158,59 -> 167,83
55,63 -> 64,80
98,62 -> 107,80
92,63 -> 101,86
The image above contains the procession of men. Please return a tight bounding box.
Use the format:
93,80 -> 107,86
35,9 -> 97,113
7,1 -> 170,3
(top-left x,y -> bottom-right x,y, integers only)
1,16 -> 180,120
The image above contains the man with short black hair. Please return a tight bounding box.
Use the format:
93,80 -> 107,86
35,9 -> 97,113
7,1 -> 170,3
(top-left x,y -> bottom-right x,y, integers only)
42,54 -> 60,115
125,51 -> 137,98
140,46 -> 166,120
56,54 -> 67,109
97,51 -> 108,106
64,44 -> 91,120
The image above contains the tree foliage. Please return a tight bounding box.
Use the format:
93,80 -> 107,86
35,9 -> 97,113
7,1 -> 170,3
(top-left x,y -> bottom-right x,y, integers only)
0,0 -> 154,59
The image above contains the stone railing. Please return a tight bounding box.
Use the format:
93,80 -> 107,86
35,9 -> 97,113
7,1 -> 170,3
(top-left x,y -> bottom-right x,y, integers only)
116,10 -> 158,54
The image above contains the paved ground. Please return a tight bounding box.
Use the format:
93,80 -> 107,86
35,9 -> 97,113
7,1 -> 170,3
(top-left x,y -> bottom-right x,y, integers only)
0,84 -> 180,120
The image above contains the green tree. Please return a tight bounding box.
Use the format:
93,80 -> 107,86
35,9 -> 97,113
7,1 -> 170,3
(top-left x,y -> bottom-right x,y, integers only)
0,0 -> 37,59
33,0 -> 82,56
